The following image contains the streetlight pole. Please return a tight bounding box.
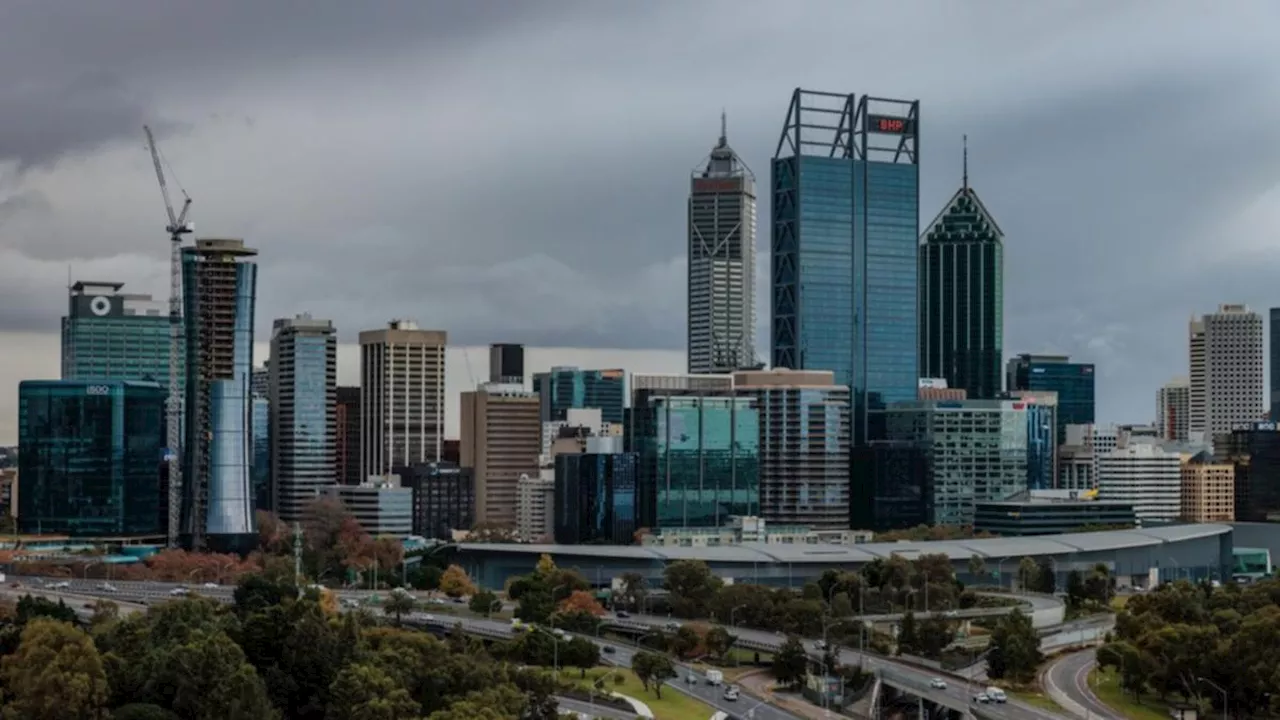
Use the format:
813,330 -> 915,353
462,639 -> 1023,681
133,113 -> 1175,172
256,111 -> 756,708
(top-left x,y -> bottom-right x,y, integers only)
1199,677 -> 1227,720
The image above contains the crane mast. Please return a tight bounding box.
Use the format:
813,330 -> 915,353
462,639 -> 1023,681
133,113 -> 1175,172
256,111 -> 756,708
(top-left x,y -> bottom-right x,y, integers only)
143,126 -> 192,549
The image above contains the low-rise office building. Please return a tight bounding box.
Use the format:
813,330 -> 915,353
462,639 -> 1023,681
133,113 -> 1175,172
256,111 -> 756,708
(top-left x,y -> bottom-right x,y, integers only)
397,462 -> 474,540
974,493 -> 1136,536
325,476 -> 413,537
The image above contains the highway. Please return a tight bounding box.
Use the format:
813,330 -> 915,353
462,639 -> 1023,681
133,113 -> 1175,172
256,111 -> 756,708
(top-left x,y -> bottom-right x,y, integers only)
12,576 -> 1073,719
1042,650 -> 1115,719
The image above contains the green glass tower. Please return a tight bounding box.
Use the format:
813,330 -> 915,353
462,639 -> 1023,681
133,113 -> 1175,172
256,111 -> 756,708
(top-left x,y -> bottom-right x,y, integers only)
918,140 -> 1004,399
61,281 -> 180,385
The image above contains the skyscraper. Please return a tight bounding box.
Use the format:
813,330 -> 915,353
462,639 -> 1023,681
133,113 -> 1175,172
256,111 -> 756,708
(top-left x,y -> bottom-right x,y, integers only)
1269,308 -> 1280,420
336,386 -> 361,485
918,140 -> 1004,399
269,314 -> 337,521
533,366 -> 626,425
61,281 -> 178,384
771,89 -> 920,444
1189,305 -> 1263,438
1156,377 -> 1190,442
489,343 -> 525,385
181,238 -> 258,552
1005,353 -> 1095,441
688,112 -> 757,375
460,383 -> 541,528
359,320 -> 447,480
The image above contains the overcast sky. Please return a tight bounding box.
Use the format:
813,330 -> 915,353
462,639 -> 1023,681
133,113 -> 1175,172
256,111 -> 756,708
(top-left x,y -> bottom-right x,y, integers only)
2,0 -> 1280,444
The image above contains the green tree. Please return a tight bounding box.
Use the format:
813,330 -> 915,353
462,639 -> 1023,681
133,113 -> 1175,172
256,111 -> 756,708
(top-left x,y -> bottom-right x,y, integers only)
233,573 -> 297,616
772,636 -> 808,689
563,636 -> 600,678
109,706 -> 179,720
986,609 -> 1042,682
438,565 -> 477,598
669,624 -> 701,659
325,663 -> 420,720
968,555 -> 987,583
382,588 -> 416,626
147,630 -> 278,720
704,625 -> 736,658
1065,570 -> 1086,608
1035,558 -> 1057,594
618,571 -> 648,612
662,560 -> 723,618
15,595 -> 78,625
0,618 -> 109,720
916,617 -> 955,659
830,591 -> 854,618
468,589 -> 500,616
897,610 -> 918,655
1017,557 -> 1038,592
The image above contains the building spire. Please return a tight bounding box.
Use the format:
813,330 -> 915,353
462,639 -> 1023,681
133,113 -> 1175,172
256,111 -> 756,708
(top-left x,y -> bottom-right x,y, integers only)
962,134 -> 969,191
719,108 -> 728,148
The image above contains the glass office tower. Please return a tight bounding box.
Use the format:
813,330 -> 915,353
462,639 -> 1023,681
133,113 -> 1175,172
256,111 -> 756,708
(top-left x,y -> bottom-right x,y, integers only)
61,281 -> 178,384
181,238 -> 258,553
18,379 -> 166,536
628,389 -> 759,528
269,314 -> 337,522
252,395 -> 270,513
1006,353 -> 1095,441
771,89 -> 920,444
554,452 -> 640,544
534,366 -> 626,425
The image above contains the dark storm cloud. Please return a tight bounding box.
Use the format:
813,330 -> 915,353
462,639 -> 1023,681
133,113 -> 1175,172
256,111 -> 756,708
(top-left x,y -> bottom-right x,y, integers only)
0,0 -> 599,167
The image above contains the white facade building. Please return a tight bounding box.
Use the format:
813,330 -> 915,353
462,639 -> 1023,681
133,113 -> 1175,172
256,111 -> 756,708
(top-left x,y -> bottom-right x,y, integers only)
1096,444 -> 1182,523
687,113 -> 757,375
515,472 -> 555,543
325,476 -> 413,537
1189,305 -> 1264,437
358,320 -> 447,479
1156,377 -> 1190,442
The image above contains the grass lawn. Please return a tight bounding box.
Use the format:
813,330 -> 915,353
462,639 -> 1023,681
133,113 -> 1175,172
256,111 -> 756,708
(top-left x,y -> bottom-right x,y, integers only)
1009,686 -> 1064,712
697,649 -> 771,683
1090,667 -> 1172,720
573,667 -> 716,720
1110,595 -> 1130,611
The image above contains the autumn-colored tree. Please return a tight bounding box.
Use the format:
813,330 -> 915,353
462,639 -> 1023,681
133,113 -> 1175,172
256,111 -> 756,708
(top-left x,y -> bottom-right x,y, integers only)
371,536 -> 404,574
535,554 -> 557,577
256,510 -> 290,555
439,565 -> 477,598
559,590 -> 606,617
0,618 -> 110,720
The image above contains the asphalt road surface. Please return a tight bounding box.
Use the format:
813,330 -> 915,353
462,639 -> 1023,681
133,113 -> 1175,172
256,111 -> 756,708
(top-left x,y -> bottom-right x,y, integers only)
1043,650 -> 1118,719
552,695 -> 635,720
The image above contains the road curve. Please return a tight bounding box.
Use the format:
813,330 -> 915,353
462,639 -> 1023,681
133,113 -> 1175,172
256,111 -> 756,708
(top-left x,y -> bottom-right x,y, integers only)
1042,650 -> 1118,719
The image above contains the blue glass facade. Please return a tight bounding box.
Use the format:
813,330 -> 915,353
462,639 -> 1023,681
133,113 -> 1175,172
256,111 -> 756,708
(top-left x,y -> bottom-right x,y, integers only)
1270,308 -> 1280,420
252,396 -> 270,513
1024,401 -> 1056,491
627,391 -> 759,528
533,367 -> 626,425
181,240 -> 258,552
269,317 -> 337,521
771,90 -> 919,445
553,452 -> 639,544
1006,354 -> 1095,441
18,380 -> 166,536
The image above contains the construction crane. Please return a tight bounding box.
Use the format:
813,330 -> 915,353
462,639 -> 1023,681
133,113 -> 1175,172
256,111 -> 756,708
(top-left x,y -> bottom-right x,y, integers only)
143,125 -> 193,549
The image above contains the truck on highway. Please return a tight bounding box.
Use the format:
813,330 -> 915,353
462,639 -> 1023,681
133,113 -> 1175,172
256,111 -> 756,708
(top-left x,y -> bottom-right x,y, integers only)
705,669 -> 723,686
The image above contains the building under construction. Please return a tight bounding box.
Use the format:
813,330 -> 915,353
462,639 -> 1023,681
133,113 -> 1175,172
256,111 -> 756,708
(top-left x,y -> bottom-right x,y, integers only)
181,238 -> 259,553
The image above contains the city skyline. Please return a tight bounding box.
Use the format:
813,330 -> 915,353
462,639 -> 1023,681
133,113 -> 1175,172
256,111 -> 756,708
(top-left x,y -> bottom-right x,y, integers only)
2,3 -> 1280,433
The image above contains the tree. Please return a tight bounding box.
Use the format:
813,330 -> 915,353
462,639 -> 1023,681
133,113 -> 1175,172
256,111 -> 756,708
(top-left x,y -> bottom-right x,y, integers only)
1017,556 -> 1039,592
0,618 -> 109,720
617,571 -> 648,611
147,630 -> 278,720
1065,570 -> 1087,609
916,617 -> 955,659
986,609 -> 1042,682
257,510 -> 291,554
559,590 -> 606,617
705,625 -> 736,658
439,565 -> 477,598
15,595 -> 78,625
563,636 -> 600,678
110,706 -> 179,720
325,663 -> 420,720
668,624 -> 702,659
772,636 -> 808,688
1035,558 -> 1057,594
234,573 -> 297,616
830,591 -> 854,618
897,611 -> 918,655
663,560 -> 723,618
382,589 -> 416,626
469,589 -> 500,616
968,555 -> 987,583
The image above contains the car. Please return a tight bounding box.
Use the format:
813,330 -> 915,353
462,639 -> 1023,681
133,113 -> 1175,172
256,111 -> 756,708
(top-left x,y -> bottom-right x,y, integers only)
687,674 -> 698,685
813,640 -> 827,650
203,582 -> 219,588
98,583 -> 117,593
615,610 -> 629,618
51,581 -> 70,590
422,614 -> 435,621
602,646 -> 615,654
664,622 -> 681,631
723,687 -> 740,701
944,610 -> 958,617
973,692 -> 990,703
929,678 -> 947,690
169,587 -> 188,597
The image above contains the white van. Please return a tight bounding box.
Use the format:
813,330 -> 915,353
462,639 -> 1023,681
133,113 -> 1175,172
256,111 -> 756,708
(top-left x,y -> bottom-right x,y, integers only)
986,687 -> 1007,703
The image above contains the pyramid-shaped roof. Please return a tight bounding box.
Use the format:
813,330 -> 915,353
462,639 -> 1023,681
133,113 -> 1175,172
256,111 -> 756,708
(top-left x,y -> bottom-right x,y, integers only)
921,185 -> 1005,243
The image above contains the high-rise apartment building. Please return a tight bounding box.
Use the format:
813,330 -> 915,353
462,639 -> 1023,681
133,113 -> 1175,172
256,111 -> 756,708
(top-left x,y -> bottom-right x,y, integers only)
1005,353 -> 1095,441
18,379 -> 166,537
1271,308 -> 1280,420
1096,443 -> 1181,523
269,314 -> 337,522
460,383 -> 541,528
489,343 -> 525,385
918,149 -> 1004,400
180,238 -> 259,552
515,473 -> 555,543
336,387 -> 361,485
771,89 -> 920,444
533,367 -> 626,425
688,113 -> 757,375
359,320 -> 447,480
733,369 -> 850,530
1189,305 -> 1263,437
1180,452 -> 1234,522
61,281 -> 176,384
628,373 -> 758,529
1156,377 -> 1190,442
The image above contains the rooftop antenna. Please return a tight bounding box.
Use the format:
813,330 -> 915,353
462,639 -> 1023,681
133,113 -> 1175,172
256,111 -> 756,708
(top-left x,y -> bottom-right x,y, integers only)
962,134 -> 969,191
